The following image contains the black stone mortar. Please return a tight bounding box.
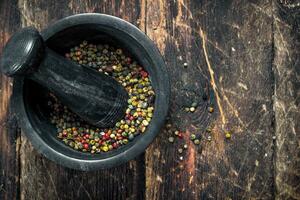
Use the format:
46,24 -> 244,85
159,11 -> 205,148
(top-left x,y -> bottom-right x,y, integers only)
12,13 -> 170,171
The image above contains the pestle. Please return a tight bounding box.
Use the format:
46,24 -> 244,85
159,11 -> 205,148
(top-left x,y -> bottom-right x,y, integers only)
0,27 -> 129,128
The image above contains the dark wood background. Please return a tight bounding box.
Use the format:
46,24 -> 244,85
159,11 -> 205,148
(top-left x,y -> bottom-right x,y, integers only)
0,0 -> 299,199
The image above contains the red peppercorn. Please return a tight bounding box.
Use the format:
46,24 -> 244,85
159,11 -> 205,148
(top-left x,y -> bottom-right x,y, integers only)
117,136 -> 123,140
129,115 -> 134,121
103,133 -> 110,140
140,70 -> 148,78
62,131 -> 68,137
117,129 -> 123,134
83,143 -> 89,150
178,132 -> 183,139
126,57 -> 131,64
112,143 -> 119,149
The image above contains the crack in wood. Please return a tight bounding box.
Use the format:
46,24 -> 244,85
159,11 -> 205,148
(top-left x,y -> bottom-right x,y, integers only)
199,27 -> 226,127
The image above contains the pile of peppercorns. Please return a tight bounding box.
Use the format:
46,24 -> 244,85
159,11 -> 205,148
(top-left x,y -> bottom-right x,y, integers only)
48,41 -> 155,153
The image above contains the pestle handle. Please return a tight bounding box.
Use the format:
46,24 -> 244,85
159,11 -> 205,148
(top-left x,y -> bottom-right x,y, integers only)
0,27 -> 128,128
31,48 -> 129,127
0,27 -> 44,77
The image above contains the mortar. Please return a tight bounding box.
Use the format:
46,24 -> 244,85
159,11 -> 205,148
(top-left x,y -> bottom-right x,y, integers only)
11,13 -> 170,171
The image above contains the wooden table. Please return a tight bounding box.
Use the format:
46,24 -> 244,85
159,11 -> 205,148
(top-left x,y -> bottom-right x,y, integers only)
0,0 -> 299,199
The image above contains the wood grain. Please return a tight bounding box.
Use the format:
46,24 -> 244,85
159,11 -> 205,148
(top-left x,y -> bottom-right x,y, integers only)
0,0 -> 21,200
0,0 -> 299,199
274,1 -> 300,199
145,0 -> 275,199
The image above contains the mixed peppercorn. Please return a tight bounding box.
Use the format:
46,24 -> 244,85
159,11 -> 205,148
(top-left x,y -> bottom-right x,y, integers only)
48,41 -> 155,153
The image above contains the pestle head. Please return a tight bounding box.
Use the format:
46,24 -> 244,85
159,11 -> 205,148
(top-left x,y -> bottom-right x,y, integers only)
0,27 -> 129,128
0,27 -> 44,77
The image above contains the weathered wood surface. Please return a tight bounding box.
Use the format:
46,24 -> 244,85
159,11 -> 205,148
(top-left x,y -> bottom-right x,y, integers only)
0,1 -> 21,200
0,0 -> 299,199
145,0 -> 276,199
274,1 -> 300,199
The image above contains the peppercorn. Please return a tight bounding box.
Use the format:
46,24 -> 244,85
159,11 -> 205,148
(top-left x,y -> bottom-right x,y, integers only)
83,143 -> 89,150
168,136 -> 175,143
207,135 -> 212,141
225,131 -> 231,139
190,134 -> 196,140
194,139 -> 200,145
189,107 -> 196,112
50,41 -> 155,153
178,148 -> 183,154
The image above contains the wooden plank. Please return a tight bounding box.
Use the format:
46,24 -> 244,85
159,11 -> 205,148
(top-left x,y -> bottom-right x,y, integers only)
2,0 -> 299,199
17,0 -> 145,199
145,0 -> 275,199
0,0 -> 21,200
273,1 -> 300,199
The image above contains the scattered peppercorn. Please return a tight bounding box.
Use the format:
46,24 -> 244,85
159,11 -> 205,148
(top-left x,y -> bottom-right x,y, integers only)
225,131 -> 231,139
193,139 -> 200,145
206,127 -> 212,132
178,148 -> 183,154
177,132 -> 183,139
190,134 -> 196,140
168,136 -> 175,143
189,107 -> 196,112
207,135 -> 212,141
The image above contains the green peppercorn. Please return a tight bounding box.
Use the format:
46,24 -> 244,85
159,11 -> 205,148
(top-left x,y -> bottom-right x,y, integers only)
194,139 -> 200,145
190,134 -> 196,140
225,131 -> 231,139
